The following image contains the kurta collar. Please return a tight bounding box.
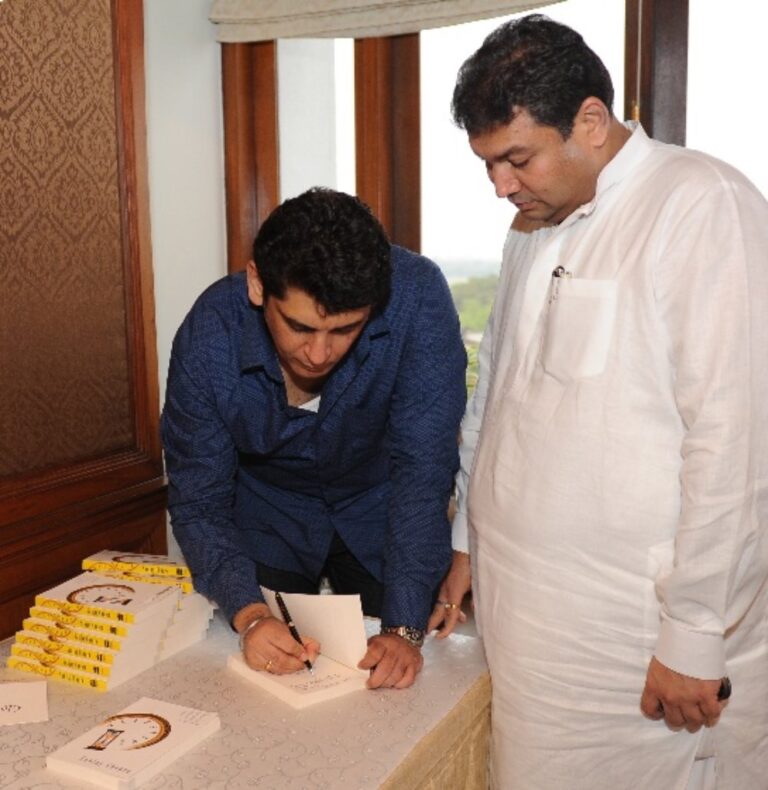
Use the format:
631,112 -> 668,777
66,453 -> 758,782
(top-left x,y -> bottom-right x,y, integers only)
565,122 -> 655,224
594,121 -> 654,197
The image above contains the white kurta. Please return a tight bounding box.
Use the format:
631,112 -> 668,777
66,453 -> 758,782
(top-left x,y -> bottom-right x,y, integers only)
454,124 -> 768,789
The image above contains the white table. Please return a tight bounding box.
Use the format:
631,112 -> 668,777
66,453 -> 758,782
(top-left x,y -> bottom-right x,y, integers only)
0,612 -> 490,789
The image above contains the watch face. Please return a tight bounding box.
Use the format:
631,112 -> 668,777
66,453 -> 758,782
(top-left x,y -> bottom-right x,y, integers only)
66,584 -> 136,606
87,713 -> 172,751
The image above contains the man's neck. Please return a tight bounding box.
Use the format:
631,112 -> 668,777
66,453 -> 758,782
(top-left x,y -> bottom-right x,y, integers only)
281,365 -> 325,407
601,118 -> 632,168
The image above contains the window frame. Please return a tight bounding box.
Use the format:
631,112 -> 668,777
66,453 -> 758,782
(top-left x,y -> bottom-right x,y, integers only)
220,0 -> 690,268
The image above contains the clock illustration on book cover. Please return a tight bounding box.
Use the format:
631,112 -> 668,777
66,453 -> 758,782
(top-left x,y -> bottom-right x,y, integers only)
66,584 -> 136,606
86,712 -> 172,751
113,553 -> 179,565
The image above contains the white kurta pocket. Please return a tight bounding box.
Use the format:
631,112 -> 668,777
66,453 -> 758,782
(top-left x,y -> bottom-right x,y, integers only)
542,275 -> 618,383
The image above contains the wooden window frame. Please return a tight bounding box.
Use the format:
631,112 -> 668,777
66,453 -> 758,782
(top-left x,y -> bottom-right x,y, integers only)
220,3 -> 691,263
221,35 -> 421,257
624,0 -> 689,145
221,41 -> 280,274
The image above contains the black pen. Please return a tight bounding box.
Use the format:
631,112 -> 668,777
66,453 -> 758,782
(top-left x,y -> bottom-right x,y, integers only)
274,591 -> 314,674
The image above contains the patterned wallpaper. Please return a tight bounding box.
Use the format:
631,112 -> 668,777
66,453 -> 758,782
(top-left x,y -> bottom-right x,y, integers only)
0,0 -> 133,477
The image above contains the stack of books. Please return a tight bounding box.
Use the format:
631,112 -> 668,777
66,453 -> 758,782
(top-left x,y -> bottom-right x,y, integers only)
7,552 -> 215,691
80,551 -> 215,662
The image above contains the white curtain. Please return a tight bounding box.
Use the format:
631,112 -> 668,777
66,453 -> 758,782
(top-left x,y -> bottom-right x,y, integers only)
210,0 -> 564,42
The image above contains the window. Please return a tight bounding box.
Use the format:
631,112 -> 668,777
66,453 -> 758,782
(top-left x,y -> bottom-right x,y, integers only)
687,1 -> 768,195
420,0 -> 626,387
277,39 -> 355,201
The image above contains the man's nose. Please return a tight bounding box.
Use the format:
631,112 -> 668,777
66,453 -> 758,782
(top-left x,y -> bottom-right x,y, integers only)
489,163 -> 521,198
306,333 -> 331,365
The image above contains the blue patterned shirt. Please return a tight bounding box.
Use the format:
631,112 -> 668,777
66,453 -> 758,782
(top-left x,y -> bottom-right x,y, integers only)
161,246 -> 466,629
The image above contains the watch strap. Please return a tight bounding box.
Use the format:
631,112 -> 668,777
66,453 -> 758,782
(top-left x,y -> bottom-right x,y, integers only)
380,625 -> 425,648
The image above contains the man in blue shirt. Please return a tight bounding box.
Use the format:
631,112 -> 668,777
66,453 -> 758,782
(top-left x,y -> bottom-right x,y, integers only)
162,188 -> 466,689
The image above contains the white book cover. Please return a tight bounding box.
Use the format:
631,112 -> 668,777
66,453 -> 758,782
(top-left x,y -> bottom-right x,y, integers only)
157,629 -> 207,662
227,590 -> 369,709
46,697 -> 220,789
36,572 -> 181,624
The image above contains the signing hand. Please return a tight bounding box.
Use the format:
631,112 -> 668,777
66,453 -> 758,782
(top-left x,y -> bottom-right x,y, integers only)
640,656 -> 726,732
427,550 -> 471,638
359,634 -> 423,689
236,605 -> 320,675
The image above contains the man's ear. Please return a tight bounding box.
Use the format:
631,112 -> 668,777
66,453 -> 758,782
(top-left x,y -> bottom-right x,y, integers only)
574,96 -> 611,148
246,260 -> 264,306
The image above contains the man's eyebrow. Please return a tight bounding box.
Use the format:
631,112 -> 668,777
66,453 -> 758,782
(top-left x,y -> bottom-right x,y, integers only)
283,316 -> 315,331
487,145 -> 530,162
279,309 -> 366,333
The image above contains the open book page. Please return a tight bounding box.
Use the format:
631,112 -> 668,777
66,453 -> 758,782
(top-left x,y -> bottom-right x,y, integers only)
228,591 -> 370,709
227,653 -> 367,709
259,589 -> 368,669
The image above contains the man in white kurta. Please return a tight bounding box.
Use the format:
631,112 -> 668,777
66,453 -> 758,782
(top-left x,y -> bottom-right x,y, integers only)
437,14 -> 768,790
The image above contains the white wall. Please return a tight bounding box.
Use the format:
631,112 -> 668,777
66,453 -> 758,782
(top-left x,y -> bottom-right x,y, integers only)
143,0 -> 227,550
278,39 -> 337,200
144,0 -> 227,409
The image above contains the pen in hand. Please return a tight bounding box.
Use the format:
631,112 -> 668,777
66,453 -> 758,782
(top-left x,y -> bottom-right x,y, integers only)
274,591 -> 314,674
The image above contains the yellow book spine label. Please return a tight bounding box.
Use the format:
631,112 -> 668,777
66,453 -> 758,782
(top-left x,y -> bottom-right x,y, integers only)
83,558 -> 191,578
23,618 -> 123,650
10,645 -> 112,677
34,596 -> 135,624
29,606 -> 129,636
14,633 -> 116,664
6,656 -> 107,691
97,570 -> 194,594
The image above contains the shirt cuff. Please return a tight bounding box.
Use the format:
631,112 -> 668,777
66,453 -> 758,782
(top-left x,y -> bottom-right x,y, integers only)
451,511 -> 469,554
208,559 -> 266,624
654,615 -> 726,679
381,581 -> 433,631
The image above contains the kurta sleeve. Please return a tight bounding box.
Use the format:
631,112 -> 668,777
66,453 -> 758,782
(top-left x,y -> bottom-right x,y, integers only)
652,169 -> 768,679
453,222 -> 526,553
452,298 -> 494,553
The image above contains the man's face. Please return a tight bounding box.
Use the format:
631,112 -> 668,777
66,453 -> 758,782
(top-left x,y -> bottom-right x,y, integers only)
469,107 -> 600,225
255,278 -> 371,388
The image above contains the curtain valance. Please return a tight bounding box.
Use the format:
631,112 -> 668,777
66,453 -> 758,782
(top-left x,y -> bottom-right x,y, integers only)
210,0 -> 563,42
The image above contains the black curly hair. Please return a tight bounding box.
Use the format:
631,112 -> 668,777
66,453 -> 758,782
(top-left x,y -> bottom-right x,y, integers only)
252,187 -> 391,314
452,14 -> 614,139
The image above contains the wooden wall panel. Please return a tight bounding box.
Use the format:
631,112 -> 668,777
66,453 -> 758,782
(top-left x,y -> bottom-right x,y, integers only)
0,0 -> 166,639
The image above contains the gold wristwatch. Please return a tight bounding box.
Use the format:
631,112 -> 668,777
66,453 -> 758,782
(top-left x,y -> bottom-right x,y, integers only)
380,625 -> 425,648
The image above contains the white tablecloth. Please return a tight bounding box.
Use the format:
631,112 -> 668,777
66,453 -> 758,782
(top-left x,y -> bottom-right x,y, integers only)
0,611 -> 490,789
